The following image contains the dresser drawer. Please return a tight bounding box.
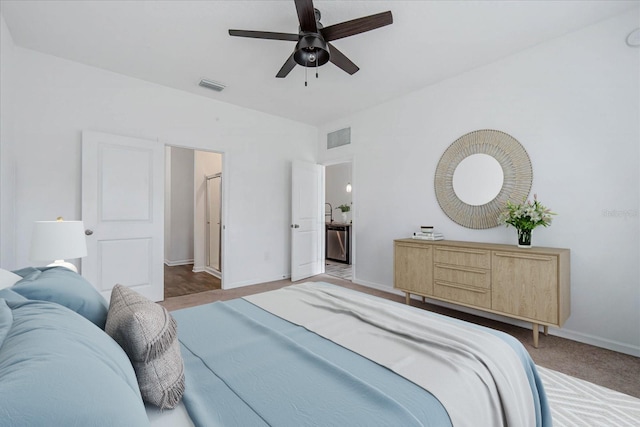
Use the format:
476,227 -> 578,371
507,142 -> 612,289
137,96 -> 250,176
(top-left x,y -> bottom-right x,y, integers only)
433,264 -> 491,309
434,280 -> 491,309
434,246 -> 490,269
434,264 -> 490,289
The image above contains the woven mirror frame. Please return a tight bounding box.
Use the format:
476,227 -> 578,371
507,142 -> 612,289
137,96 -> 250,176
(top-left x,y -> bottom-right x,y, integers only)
434,129 -> 533,229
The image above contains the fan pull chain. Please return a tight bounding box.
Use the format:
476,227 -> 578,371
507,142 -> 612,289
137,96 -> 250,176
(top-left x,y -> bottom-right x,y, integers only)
305,60 -> 308,87
316,58 -> 319,79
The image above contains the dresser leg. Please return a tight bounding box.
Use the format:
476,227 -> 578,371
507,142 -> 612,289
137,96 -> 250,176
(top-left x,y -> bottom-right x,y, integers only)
543,325 -> 549,336
405,292 -> 410,305
533,323 -> 539,348
422,296 -> 426,303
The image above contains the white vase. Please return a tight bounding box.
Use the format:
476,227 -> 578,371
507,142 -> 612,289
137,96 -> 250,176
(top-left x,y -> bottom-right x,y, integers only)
341,212 -> 348,223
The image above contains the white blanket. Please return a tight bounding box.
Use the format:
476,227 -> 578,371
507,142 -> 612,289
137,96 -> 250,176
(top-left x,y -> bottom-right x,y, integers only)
245,282 -> 536,427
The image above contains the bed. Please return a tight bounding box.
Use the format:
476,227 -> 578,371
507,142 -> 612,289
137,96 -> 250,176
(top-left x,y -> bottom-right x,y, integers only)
0,267 -> 551,427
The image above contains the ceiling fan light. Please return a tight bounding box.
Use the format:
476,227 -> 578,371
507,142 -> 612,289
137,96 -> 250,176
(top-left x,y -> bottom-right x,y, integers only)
293,35 -> 330,67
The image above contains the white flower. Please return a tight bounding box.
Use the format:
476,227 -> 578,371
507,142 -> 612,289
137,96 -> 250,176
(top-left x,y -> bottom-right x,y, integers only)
498,196 -> 555,230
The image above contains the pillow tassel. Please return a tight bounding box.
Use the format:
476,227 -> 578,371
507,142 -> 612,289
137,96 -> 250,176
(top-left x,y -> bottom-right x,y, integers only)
144,314 -> 177,363
160,372 -> 185,410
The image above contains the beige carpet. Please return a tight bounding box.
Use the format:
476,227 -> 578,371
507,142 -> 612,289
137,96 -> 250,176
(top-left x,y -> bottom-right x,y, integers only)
539,366 -> 640,426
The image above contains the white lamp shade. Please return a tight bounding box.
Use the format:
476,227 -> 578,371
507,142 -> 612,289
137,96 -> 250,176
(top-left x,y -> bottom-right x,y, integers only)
30,220 -> 88,262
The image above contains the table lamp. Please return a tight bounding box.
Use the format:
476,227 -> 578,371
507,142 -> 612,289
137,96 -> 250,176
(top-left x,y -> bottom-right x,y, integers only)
30,217 -> 88,273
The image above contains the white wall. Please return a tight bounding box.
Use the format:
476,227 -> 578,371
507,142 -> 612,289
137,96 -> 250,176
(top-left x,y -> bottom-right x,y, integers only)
165,146 -> 195,266
2,37 -> 317,289
325,163 -> 352,223
319,10 -> 640,356
0,15 -> 16,268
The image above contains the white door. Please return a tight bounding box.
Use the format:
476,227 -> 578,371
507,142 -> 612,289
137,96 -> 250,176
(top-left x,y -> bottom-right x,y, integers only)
82,131 -> 165,302
291,160 -> 324,281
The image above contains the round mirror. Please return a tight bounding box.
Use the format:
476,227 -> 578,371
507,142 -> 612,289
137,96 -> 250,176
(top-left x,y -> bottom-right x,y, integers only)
435,129 -> 532,229
453,154 -> 504,206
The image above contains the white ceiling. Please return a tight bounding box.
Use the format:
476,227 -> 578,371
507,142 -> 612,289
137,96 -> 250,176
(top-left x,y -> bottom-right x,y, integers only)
2,1 -> 638,126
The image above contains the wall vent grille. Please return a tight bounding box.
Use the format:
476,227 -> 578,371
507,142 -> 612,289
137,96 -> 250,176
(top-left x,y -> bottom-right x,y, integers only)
199,79 -> 226,92
327,127 -> 351,149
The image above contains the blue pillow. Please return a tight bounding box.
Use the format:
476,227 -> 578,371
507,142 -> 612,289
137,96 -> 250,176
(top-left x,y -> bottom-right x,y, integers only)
11,266 -> 108,329
0,288 -> 28,304
0,299 -> 150,426
0,299 -> 12,346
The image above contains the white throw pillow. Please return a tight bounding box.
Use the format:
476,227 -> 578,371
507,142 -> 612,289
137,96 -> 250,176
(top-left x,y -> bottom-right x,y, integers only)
0,269 -> 22,290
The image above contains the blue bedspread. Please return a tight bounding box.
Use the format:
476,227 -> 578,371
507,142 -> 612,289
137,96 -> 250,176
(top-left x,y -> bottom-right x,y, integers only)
173,285 -> 550,427
174,299 -> 451,427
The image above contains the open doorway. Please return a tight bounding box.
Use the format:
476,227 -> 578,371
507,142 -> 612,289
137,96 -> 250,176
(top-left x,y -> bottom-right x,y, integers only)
324,162 -> 353,281
164,146 -> 223,298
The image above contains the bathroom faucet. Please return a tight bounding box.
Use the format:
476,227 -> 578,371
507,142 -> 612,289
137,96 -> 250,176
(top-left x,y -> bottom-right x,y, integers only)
325,203 -> 333,223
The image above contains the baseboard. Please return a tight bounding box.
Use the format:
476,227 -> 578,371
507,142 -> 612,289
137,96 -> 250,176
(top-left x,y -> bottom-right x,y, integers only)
164,259 -> 194,267
351,278 -> 640,357
550,328 -> 639,357
204,267 -> 221,279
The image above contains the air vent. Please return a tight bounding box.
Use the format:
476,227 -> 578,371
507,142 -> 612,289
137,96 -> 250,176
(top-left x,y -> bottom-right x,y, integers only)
327,127 -> 351,149
198,79 -> 226,92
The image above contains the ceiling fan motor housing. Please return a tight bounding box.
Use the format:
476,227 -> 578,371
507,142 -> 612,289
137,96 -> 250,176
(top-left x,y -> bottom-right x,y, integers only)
294,34 -> 330,66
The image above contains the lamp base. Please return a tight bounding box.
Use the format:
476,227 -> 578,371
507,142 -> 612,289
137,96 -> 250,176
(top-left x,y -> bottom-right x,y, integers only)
47,260 -> 78,273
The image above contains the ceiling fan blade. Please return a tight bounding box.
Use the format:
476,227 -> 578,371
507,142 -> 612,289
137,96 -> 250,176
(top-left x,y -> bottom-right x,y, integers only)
321,11 -> 393,42
229,29 -> 299,41
328,43 -> 359,75
294,0 -> 317,33
276,53 -> 298,78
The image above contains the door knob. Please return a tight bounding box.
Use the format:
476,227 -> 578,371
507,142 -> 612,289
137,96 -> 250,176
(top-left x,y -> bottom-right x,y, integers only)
290,224 -> 300,228
85,229 -> 93,236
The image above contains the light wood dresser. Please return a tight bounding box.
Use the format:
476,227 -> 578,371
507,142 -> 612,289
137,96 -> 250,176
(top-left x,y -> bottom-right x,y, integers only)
394,239 -> 570,347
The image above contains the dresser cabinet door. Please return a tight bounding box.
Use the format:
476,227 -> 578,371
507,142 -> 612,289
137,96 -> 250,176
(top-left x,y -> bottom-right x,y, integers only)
394,243 -> 433,296
491,251 -> 559,324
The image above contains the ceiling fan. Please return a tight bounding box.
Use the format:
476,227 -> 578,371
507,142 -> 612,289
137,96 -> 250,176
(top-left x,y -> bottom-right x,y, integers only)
229,0 -> 393,81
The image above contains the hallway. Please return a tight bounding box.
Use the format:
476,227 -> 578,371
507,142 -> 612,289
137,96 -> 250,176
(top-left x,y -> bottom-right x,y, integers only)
164,264 -> 221,298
